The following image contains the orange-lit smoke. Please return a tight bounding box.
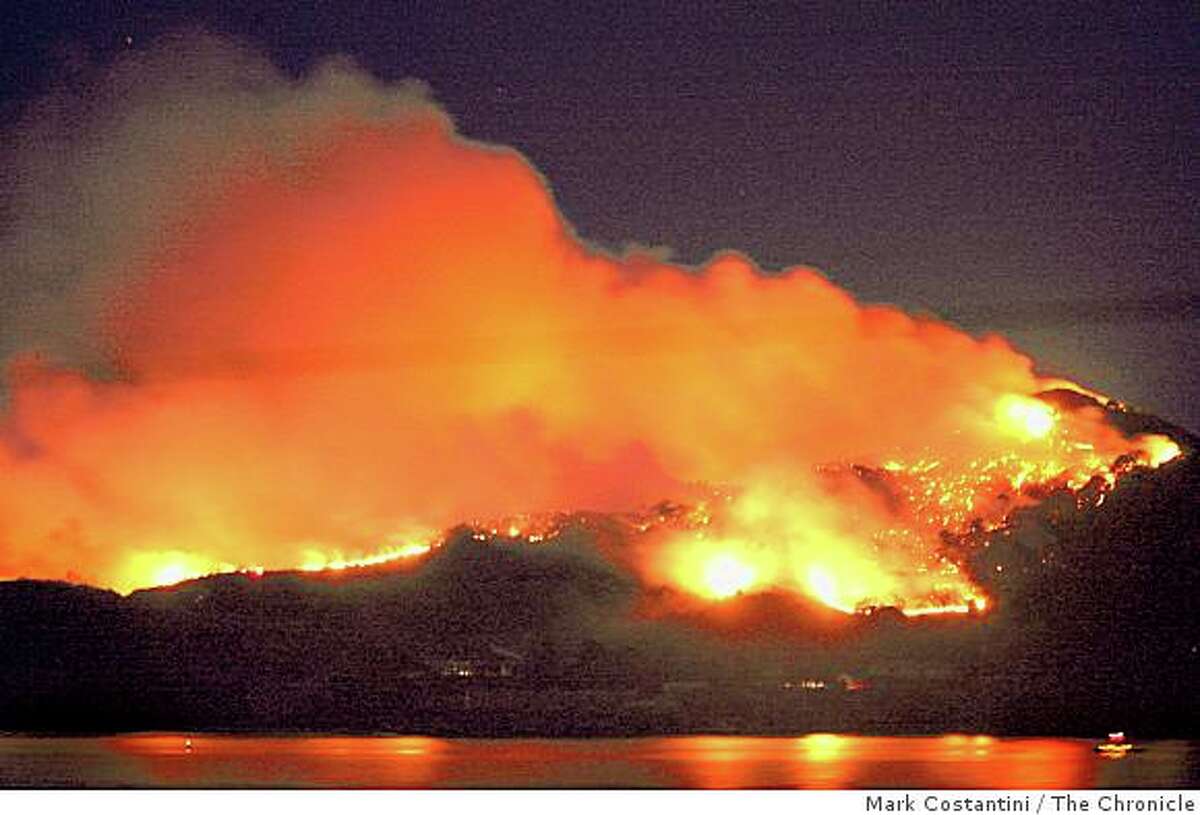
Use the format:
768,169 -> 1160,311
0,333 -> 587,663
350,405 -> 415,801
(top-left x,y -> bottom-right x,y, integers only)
0,42 -> 1182,609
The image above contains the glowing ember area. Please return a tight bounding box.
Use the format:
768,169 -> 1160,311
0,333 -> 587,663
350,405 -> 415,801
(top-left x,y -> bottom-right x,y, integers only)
0,58 -> 1187,620
640,394 -> 1180,616
645,485 -> 995,616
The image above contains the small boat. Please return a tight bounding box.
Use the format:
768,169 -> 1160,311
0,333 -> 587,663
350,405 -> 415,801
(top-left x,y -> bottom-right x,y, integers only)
1094,731 -> 1139,757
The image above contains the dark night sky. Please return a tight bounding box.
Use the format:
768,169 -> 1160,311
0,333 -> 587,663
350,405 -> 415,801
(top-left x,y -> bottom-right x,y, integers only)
2,3 -> 1197,428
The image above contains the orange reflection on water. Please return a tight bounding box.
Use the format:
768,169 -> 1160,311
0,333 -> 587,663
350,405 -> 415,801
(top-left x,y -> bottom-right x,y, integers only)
102,733 -> 450,788
815,736 -> 1096,789
15,733 -> 1189,788
648,734 -> 1100,789
793,733 -> 854,788
666,735 -> 758,789
961,738 -> 1094,789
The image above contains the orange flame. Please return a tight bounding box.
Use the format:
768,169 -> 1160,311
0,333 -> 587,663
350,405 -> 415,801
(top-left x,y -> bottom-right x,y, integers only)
0,61 -> 1186,623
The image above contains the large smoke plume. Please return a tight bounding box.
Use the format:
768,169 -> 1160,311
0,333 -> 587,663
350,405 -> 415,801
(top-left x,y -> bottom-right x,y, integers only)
0,35 -> 1174,603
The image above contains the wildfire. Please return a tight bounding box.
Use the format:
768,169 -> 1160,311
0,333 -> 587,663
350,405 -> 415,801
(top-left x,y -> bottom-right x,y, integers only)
806,566 -> 850,614
122,517 -> 590,592
81,385 -> 1189,615
702,554 -> 758,599
299,541 -> 433,573
996,395 -> 1056,441
638,391 -> 1182,617
119,536 -> 436,593
0,56 -> 1188,631
1143,436 -> 1183,468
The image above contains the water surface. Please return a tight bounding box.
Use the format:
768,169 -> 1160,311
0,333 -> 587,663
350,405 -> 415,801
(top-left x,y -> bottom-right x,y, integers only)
1,734 -> 1196,788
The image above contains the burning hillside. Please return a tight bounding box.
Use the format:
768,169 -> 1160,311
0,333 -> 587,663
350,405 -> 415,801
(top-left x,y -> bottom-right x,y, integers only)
0,38 -> 1185,622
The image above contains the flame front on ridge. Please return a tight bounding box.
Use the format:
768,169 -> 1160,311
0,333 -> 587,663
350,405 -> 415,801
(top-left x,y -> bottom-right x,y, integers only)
0,58 -> 1186,624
